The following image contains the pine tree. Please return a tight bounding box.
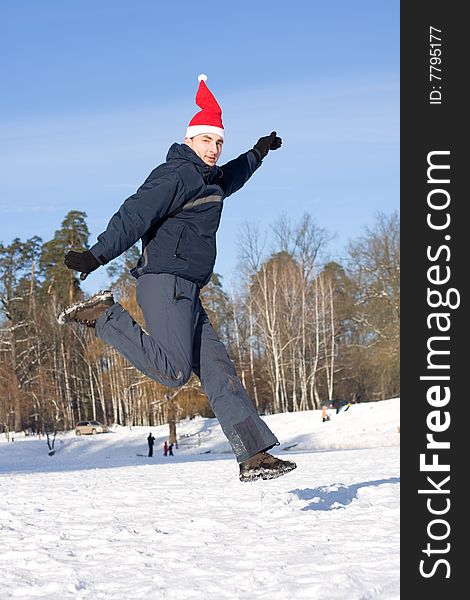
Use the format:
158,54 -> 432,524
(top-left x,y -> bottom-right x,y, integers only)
40,210 -> 90,304
0,237 -> 43,431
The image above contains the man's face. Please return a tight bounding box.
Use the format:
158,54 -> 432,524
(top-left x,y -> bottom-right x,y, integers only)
184,133 -> 223,166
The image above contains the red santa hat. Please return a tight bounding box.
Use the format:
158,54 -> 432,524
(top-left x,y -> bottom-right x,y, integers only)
185,74 -> 224,140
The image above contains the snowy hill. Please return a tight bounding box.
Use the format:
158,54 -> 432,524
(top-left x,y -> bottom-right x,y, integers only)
0,399 -> 400,600
0,398 -> 400,473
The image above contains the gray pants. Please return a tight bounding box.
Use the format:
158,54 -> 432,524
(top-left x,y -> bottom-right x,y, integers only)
95,273 -> 278,462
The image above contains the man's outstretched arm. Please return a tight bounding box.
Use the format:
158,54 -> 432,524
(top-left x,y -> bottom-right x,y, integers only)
64,174 -> 180,277
220,131 -> 282,198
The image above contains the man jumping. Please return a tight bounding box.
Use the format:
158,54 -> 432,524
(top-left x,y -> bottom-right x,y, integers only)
58,74 -> 297,482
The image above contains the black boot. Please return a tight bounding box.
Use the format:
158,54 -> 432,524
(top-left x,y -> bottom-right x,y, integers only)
239,452 -> 297,482
57,290 -> 114,328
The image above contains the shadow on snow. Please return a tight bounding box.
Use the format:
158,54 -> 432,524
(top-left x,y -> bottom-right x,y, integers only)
289,477 -> 400,511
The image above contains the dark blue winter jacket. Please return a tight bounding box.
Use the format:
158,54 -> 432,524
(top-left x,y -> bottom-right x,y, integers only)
89,143 -> 262,287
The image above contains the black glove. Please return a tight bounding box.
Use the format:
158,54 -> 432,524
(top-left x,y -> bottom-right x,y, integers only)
253,131 -> 282,160
64,250 -> 100,275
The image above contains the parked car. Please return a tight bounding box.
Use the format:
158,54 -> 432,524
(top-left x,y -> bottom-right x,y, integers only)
75,421 -> 109,436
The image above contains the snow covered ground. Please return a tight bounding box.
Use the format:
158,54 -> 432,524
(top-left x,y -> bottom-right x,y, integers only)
0,398 -> 400,600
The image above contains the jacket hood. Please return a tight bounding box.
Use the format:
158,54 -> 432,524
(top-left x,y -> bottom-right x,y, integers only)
166,142 -> 219,176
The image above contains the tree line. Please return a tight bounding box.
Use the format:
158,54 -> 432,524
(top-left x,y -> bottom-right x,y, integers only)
0,210 -> 399,435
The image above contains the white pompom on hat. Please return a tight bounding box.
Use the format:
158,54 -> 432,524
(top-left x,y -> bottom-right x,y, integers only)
185,74 -> 224,140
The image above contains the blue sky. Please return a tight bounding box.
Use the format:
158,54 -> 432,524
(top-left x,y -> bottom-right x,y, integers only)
0,0 -> 399,292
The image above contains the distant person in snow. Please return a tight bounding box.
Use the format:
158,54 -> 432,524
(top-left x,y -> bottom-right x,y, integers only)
321,405 -> 331,422
333,397 -> 348,414
168,443 -> 174,457
147,432 -> 155,457
163,441 -> 168,457
57,74 -> 296,482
